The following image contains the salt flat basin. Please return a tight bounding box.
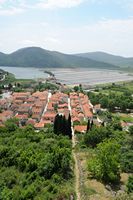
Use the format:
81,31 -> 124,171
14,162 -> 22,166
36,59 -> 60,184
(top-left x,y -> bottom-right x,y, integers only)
0,66 -> 133,85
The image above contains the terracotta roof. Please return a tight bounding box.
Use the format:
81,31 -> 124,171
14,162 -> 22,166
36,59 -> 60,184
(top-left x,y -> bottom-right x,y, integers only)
27,119 -> 36,125
0,124 -> 5,127
32,107 -> 43,114
78,113 -> 84,118
74,125 -> 87,133
1,110 -> 13,117
34,121 -> 45,129
43,112 -> 56,119
13,92 -> 30,97
32,114 -> 40,120
15,114 -> 28,119
41,120 -> 51,124
121,121 -> 128,127
58,103 -> 68,108
72,117 -> 80,122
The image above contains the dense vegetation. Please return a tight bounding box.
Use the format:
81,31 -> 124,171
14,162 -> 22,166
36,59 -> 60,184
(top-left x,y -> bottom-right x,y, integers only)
77,51 -> 133,68
88,84 -> 133,112
0,47 -> 118,69
54,114 -> 72,139
127,176 -> 133,193
83,118 -> 133,186
35,81 -> 59,91
0,124 -> 75,200
88,139 -> 121,183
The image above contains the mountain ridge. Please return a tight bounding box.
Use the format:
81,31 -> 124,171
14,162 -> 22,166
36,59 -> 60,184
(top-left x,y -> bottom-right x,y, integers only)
75,51 -> 133,67
0,47 -> 119,69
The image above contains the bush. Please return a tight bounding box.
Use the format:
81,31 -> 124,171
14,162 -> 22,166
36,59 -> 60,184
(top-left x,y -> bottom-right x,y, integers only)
88,139 -> 121,184
84,126 -> 112,148
127,176 -> 133,193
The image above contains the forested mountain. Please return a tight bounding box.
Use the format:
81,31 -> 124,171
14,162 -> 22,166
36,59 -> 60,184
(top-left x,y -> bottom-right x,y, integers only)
76,51 -> 133,68
0,47 -> 118,69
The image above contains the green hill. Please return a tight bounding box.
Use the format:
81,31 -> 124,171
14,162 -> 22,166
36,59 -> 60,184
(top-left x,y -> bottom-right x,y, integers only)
0,47 -> 118,69
76,51 -> 133,68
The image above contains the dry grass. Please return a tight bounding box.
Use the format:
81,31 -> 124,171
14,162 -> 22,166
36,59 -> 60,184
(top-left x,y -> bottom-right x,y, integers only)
75,135 -> 131,200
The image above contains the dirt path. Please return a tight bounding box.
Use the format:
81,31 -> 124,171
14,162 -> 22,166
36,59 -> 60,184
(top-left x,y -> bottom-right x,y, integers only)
68,98 -> 81,200
72,128 -> 81,200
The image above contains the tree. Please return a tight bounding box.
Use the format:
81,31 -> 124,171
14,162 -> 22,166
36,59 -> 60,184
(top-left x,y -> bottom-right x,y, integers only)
5,118 -> 19,132
111,121 -> 122,131
8,83 -> 12,90
129,126 -> 133,135
127,176 -> 133,193
88,139 -> 121,184
84,126 -> 112,148
54,114 -> 60,135
87,119 -> 90,132
54,104 -> 58,112
0,127 -> 73,199
73,86 -> 79,92
90,119 -> 94,130
67,114 -> 72,139
54,114 -> 72,139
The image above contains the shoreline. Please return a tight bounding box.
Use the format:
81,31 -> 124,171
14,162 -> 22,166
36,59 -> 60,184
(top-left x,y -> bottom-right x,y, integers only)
0,66 -> 133,87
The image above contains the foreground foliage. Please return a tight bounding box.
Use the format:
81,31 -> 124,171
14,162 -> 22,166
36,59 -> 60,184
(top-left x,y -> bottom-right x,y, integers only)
88,88 -> 133,112
0,126 -> 75,200
127,176 -> 133,193
88,139 -> 121,184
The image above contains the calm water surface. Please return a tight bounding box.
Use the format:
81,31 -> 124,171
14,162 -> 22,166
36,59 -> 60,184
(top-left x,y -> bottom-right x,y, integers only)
0,66 -> 133,85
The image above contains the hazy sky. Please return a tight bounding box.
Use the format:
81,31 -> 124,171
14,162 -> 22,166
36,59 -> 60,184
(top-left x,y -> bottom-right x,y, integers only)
0,0 -> 133,56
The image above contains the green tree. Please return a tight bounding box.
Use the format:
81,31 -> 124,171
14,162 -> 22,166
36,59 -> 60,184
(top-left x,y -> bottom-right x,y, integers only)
5,118 -> 19,132
84,126 -> 112,148
73,86 -> 79,92
127,176 -> 133,193
129,126 -> 133,135
54,114 -> 72,139
87,119 -> 90,132
88,139 -> 121,184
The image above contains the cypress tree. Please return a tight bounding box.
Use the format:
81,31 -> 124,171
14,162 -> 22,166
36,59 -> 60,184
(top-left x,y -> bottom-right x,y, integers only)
101,121 -> 105,127
68,113 -> 72,139
62,115 -> 67,136
54,113 -> 72,139
54,114 -> 59,135
90,119 -> 94,130
87,119 -> 90,132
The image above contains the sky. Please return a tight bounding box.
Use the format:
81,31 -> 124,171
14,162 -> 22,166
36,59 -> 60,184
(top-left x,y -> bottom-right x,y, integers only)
0,0 -> 133,57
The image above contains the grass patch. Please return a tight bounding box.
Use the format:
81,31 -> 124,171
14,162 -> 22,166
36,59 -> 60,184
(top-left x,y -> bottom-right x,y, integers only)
81,185 -> 97,197
114,113 -> 133,123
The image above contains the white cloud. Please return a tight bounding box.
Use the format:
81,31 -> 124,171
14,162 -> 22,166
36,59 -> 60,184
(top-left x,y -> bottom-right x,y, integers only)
35,0 -> 86,9
20,40 -> 37,46
44,37 -> 60,44
0,7 -> 24,15
0,18 -> 133,56
0,0 -> 6,3
48,18 -> 133,56
0,0 -> 27,15
0,0 -> 86,15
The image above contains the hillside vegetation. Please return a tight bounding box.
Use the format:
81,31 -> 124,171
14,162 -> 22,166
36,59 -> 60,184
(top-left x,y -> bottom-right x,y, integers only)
0,47 -> 118,69
76,52 -> 133,68
0,124 -> 75,200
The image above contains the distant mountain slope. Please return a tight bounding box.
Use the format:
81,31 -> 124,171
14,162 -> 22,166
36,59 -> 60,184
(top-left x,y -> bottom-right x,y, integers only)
76,52 -> 133,67
0,47 -> 118,69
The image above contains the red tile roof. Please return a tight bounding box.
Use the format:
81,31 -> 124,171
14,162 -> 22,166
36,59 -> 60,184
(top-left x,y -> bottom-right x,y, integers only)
74,125 -> 87,133
34,121 -> 45,129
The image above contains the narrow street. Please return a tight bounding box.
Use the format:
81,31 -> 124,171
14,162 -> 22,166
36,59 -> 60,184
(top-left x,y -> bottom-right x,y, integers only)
40,91 -> 51,121
68,98 -> 81,200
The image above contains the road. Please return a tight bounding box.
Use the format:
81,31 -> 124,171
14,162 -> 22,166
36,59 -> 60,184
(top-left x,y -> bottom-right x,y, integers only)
41,91 -> 51,121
